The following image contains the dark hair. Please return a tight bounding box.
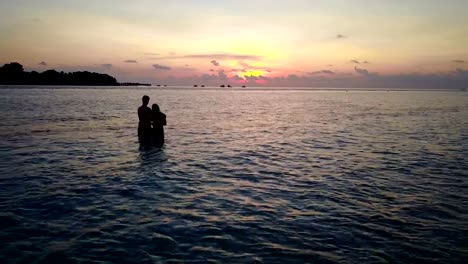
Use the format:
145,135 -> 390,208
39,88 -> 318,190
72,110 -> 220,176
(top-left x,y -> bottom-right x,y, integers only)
142,95 -> 150,105
152,104 -> 160,112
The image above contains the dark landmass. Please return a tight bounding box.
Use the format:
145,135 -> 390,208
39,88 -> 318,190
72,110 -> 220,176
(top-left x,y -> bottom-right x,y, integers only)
120,82 -> 152,86
0,62 -> 119,86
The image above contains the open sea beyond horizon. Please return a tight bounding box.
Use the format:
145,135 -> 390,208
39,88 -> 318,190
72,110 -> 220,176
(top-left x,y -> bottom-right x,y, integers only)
0,87 -> 467,263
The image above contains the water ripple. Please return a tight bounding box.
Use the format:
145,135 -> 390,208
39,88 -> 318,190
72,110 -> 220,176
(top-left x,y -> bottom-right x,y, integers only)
0,88 -> 467,263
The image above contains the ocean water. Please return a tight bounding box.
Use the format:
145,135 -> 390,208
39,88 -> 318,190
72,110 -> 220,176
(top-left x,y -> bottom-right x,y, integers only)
0,87 -> 467,263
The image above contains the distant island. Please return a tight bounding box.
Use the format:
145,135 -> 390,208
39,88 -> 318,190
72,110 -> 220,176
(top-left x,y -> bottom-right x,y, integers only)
0,62 -> 149,86
120,82 -> 152,86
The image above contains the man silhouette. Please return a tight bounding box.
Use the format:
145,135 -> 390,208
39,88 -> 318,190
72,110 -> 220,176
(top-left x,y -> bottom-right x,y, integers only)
138,95 -> 152,145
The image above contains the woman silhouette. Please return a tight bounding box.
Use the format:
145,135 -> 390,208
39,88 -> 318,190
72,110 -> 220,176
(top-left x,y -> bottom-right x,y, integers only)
151,104 -> 166,147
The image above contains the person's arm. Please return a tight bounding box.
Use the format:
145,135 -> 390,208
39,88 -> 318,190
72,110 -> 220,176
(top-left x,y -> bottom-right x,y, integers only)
162,113 -> 167,126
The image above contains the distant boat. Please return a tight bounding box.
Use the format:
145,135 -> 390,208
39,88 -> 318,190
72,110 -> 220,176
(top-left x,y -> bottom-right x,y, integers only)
220,85 -> 225,87
227,85 -> 232,88
163,85 -> 167,87
193,85 -> 198,87
241,85 -> 246,88
156,84 -> 161,87
201,85 -> 205,87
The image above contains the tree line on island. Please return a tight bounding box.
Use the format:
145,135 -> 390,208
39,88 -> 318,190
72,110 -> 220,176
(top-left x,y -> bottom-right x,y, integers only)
0,62 -> 150,86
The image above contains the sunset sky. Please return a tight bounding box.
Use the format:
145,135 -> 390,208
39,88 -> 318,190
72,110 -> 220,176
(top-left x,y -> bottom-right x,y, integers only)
1,0 -> 467,88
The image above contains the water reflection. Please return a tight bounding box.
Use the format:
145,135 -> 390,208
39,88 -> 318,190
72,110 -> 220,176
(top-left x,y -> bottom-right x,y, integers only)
0,89 -> 467,263
139,146 -> 168,166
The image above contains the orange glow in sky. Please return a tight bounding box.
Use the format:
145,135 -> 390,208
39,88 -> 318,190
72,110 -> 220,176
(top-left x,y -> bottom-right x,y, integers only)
0,1 -> 467,88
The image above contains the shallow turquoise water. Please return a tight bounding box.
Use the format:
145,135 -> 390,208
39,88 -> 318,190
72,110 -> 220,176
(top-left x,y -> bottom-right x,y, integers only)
0,88 -> 467,263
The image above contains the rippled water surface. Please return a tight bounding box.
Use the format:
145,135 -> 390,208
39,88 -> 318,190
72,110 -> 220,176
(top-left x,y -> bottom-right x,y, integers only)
0,87 -> 467,263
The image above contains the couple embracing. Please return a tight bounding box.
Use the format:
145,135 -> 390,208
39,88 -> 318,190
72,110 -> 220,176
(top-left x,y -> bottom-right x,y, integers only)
138,95 -> 166,147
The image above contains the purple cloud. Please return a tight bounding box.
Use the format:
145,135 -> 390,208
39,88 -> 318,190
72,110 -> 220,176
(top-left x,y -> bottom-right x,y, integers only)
354,66 -> 369,75
38,61 -> 47,66
211,60 -> 220,66
124,60 -> 138,63
231,75 -> 244,81
217,69 -> 228,80
308,70 -> 335,75
354,66 -> 378,77
129,68 -> 468,89
151,53 -> 264,61
152,64 -> 171,70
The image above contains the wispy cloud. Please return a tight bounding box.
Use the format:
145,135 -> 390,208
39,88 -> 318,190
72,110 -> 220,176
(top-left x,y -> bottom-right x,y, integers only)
452,59 -> 465,63
200,69 -> 229,81
307,70 -> 335,75
354,66 -> 369,75
336,34 -> 346,39
231,75 -> 244,81
144,52 -> 160,56
151,53 -> 264,61
189,54 -> 263,60
152,64 -> 171,70
38,61 -> 47,66
100,64 -> 112,69
238,61 -> 272,72
210,60 -> 220,66
244,75 -> 268,82
124,60 -> 138,63
354,66 -> 378,77
350,60 -> 360,64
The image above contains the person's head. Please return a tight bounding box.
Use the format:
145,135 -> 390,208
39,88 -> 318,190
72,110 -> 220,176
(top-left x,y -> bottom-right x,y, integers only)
152,103 -> 160,113
142,95 -> 150,106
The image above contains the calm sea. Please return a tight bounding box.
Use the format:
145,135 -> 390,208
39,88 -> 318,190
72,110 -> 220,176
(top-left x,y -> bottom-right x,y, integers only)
0,87 -> 467,263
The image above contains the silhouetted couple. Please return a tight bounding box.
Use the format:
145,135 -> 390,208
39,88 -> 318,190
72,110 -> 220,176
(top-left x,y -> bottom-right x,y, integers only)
138,95 -> 166,147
